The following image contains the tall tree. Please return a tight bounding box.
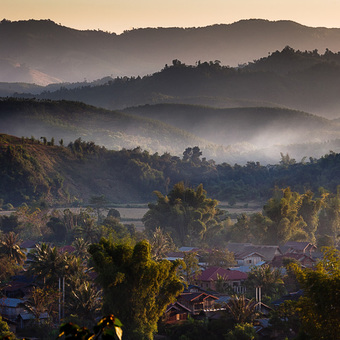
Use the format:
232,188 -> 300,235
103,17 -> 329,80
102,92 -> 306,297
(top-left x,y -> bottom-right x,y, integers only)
245,264 -> 285,302
28,243 -> 82,287
291,247 -> 340,339
67,278 -> 102,327
21,286 -> 59,323
317,189 -> 340,239
89,239 -> 184,340
149,227 -> 176,261
298,190 -> 324,243
143,182 -> 220,246
0,231 -> 26,265
263,187 -> 308,244
226,295 -> 258,324
181,252 -> 201,284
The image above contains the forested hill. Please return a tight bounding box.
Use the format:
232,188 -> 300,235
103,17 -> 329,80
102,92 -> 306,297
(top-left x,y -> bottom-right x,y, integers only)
0,98 -> 212,157
2,19 -> 340,84
17,48 -> 340,118
124,104 -> 340,147
2,98 -> 340,164
1,133 -> 340,207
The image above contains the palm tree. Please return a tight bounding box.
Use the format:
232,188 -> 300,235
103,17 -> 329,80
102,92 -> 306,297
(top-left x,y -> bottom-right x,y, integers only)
67,278 -> 102,326
72,238 -> 90,261
0,232 -> 26,264
226,295 -> 258,324
75,218 -> 99,243
246,264 -> 285,298
28,243 -> 81,286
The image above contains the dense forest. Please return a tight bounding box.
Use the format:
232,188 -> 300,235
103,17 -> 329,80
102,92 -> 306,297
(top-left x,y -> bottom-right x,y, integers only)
12,47 -> 340,118
2,96 -> 340,165
1,133 -> 340,208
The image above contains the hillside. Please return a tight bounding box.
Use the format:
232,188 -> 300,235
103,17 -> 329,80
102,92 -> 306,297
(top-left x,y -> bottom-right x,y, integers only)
0,134 -> 154,205
2,19 -> 340,84
2,133 -> 340,208
0,98 -> 212,157
1,98 -> 340,164
124,104 -> 340,148
13,48 -> 340,119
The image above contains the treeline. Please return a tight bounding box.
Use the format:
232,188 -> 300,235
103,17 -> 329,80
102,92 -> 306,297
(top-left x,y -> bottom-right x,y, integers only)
1,134 -> 340,208
14,47 -> 340,117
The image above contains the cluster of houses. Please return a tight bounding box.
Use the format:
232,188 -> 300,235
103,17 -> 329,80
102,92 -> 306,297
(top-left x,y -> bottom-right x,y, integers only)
162,241 -> 318,329
0,240 -> 318,336
0,241 -> 75,334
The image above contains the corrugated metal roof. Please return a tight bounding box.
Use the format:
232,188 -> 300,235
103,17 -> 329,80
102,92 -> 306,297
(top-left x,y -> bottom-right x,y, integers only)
0,298 -> 22,307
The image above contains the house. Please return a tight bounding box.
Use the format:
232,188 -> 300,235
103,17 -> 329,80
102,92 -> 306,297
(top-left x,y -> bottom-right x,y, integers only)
177,292 -> 218,314
234,251 -> 266,267
183,284 -> 210,294
271,253 -> 315,269
162,302 -> 191,324
0,297 -> 25,321
178,247 -> 200,253
17,312 -> 49,329
194,266 -> 247,293
20,240 -> 38,255
2,275 -> 35,299
281,241 -> 317,256
226,243 -> 282,262
2,281 -> 34,299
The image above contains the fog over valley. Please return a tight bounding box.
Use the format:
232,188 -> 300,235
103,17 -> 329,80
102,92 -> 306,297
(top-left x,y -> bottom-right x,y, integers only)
2,9 -> 340,339
1,19 -> 340,164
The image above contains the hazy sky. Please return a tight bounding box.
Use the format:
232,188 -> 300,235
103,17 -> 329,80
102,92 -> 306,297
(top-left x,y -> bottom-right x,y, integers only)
2,0 -> 340,34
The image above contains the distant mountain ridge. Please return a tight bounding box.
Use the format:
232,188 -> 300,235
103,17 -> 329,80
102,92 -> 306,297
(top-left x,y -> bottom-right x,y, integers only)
14,48 -> 340,118
2,18 -> 340,83
1,98 -> 340,164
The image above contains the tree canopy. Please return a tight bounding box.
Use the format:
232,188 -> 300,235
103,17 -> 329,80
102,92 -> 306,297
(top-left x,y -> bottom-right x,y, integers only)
291,247 -> 340,339
143,182 -> 221,246
88,239 -> 184,340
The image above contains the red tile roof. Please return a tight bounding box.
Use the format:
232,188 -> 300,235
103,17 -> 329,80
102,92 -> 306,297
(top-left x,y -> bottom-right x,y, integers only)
196,266 -> 248,281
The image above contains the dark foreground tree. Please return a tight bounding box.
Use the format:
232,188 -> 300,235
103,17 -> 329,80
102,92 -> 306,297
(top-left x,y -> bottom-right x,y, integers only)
59,315 -> 122,340
89,239 -> 184,340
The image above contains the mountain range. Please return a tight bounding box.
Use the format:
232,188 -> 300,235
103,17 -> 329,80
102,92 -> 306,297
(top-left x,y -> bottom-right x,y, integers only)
1,19 -> 340,165
2,18 -> 340,84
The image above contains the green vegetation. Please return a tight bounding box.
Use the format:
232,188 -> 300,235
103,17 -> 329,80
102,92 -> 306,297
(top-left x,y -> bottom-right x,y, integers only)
269,248 -> 340,339
13,47 -> 340,119
227,187 -> 340,246
2,133 -> 340,213
89,239 -> 184,340
143,182 -> 221,246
